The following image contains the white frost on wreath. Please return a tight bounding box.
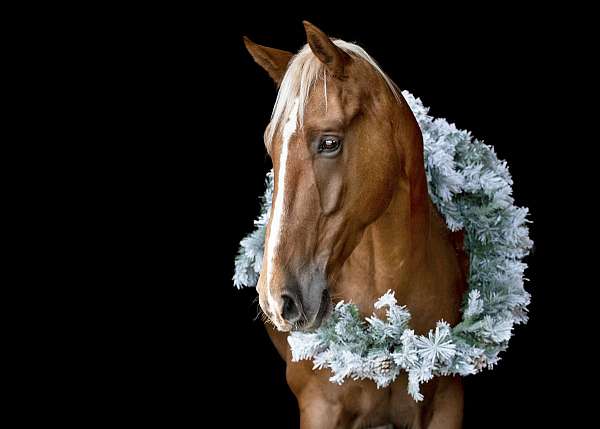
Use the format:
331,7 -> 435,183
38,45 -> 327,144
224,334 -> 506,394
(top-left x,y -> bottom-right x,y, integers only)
233,90 -> 533,401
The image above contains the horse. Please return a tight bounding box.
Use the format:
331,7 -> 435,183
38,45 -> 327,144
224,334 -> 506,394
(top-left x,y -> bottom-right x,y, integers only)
244,21 -> 468,429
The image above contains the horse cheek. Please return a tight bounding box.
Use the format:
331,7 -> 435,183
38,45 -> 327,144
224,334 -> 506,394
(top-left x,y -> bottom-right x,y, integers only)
314,160 -> 345,215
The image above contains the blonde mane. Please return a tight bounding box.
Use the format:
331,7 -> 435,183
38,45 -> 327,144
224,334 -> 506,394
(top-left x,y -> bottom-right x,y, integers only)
267,39 -> 402,147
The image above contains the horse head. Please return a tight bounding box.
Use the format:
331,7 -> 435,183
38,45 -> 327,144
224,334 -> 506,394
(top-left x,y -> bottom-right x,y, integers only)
245,22 -> 427,332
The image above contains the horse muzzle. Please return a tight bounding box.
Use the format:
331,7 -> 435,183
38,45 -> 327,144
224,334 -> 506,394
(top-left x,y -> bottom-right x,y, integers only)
259,280 -> 332,332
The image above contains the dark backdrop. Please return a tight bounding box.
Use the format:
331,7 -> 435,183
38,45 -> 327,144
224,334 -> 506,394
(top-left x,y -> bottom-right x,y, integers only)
99,7 -> 582,428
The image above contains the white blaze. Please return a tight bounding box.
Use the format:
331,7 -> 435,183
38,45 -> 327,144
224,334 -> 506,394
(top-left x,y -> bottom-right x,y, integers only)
266,99 -> 299,310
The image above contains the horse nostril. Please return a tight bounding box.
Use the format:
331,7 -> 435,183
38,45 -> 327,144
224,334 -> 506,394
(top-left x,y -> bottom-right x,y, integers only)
281,294 -> 302,324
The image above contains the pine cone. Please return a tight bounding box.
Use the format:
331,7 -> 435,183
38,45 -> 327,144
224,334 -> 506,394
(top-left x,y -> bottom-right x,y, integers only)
374,356 -> 393,374
473,355 -> 487,372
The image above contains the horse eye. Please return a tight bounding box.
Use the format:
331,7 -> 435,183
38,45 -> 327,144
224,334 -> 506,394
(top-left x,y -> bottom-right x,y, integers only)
318,137 -> 342,153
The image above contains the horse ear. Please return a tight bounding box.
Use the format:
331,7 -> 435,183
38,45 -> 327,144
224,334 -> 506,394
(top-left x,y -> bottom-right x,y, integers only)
243,36 -> 293,86
303,21 -> 350,79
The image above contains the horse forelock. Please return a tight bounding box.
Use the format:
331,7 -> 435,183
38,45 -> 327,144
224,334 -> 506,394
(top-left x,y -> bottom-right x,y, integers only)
266,40 -> 402,149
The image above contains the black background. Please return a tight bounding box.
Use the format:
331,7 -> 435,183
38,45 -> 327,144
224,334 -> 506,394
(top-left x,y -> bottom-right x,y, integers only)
90,6 -> 585,428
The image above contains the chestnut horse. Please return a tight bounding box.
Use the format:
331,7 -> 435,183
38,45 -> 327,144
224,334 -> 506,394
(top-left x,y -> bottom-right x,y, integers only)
244,21 -> 467,429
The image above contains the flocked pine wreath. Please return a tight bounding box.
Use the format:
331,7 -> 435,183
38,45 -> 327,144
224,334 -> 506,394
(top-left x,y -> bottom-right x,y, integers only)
233,91 -> 532,401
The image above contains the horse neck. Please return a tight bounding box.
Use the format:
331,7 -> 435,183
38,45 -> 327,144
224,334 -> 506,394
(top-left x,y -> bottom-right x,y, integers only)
335,102 -> 461,325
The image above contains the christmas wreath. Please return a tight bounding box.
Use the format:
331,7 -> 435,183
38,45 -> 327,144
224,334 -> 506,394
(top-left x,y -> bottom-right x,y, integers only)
234,91 -> 532,401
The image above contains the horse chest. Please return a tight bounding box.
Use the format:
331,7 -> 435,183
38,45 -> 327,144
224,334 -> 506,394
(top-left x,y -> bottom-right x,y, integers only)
268,327 -> 427,428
